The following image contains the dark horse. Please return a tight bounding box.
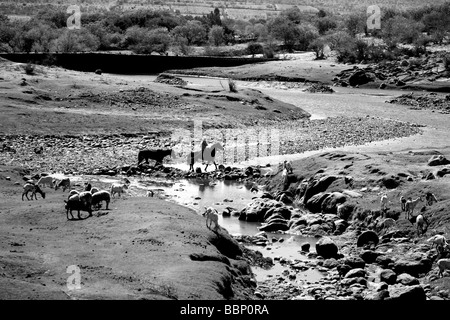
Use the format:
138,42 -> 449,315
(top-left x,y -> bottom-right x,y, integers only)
187,142 -> 223,172
138,149 -> 172,166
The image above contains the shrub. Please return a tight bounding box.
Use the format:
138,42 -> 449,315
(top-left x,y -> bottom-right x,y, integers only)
308,38 -> 326,59
444,54 -> 450,71
263,46 -> 274,59
228,78 -> 238,93
246,42 -> 263,57
23,63 -> 35,75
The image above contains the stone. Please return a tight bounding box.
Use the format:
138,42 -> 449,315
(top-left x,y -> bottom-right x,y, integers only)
320,192 -> 347,214
425,172 -> 435,180
337,203 -> 355,220
386,284 -> 426,300
343,256 -> 366,269
428,155 -> 450,166
323,258 -> 339,269
365,289 -> 389,300
436,167 -> 450,177
375,255 -> 394,269
380,269 -> 397,285
341,277 -> 366,286
360,250 -> 380,264
300,243 -> 310,252
344,268 -> 366,279
357,230 -> 379,247
379,175 -> 400,189
315,237 -> 339,259
397,273 -> 419,286
348,70 -> 374,86
392,255 -> 432,277
306,192 -> 331,213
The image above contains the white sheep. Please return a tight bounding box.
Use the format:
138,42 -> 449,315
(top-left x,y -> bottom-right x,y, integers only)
416,214 -> 428,236
437,258 -> 450,278
68,189 -> 79,199
405,196 -> 423,220
55,178 -> 70,192
78,191 -> 93,209
380,194 -> 388,212
90,187 -> 99,194
110,183 -> 128,198
427,235 -> 448,251
37,176 -> 54,188
91,190 -> 111,210
146,190 -> 154,197
202,207 -> 219,232
64,193 -> 92,220
22,183 -> 45,201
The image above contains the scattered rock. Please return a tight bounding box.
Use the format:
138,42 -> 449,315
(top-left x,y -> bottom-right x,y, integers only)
315,237 -> 339,259
386,284 -> 426,300
380,269 -> 397,285
357,230 -> 379,247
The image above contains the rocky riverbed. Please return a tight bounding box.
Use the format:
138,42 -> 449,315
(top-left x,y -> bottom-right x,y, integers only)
0,116 -> 422,177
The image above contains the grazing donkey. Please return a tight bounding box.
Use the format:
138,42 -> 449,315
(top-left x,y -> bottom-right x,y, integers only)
22,183 -> 45,201
138,149 -> 172,166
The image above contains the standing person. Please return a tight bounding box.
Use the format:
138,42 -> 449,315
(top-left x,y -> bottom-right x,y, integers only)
284,160 -> 293,174
201,139 -> 208,162
282,167 -> 289,190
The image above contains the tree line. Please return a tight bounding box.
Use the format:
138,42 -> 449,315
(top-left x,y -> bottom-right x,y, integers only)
0,3 -> 449,62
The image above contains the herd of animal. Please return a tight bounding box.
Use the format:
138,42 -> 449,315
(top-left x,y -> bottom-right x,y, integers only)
21,175 -> 131,220
380,192 -> 439,236
16,144 -> 450,279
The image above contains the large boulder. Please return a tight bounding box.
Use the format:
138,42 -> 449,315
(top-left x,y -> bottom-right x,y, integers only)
357,230 -> 379,247
343,256 -> 366,269
397,273 -> 419,286
258,221 -> 289,232
315,237 -> 339,259
239,198 -> 280,222
386,285 -> 426,300
380,269 -> 397,285
360,250 -> 381,264
263,206 -> 291,221
348,70 -> 375,87
379,174 -> 400,189
344,268 -> 366,279
392,254 -> 433,277
337,203 -> 355,220
306,192 -> 331,213
436,167 -> 450,177
303,175 -> 339,204
320,192 -> 347,214
428,155 -> 450,166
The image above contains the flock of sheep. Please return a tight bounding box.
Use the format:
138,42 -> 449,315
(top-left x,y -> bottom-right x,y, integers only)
379,192 -> 450,277
21,176 -> 131,220
379,192 -> 439,236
